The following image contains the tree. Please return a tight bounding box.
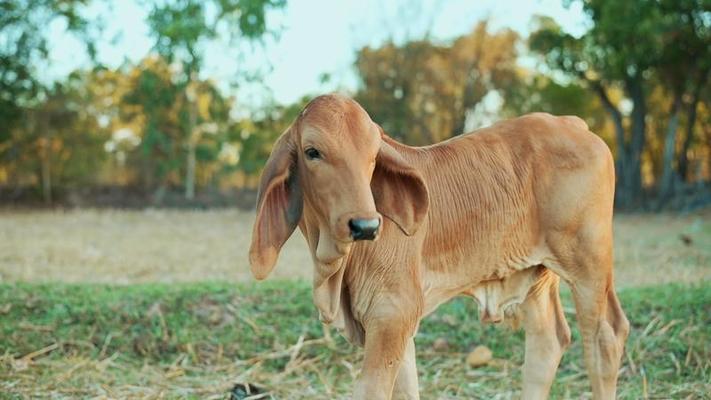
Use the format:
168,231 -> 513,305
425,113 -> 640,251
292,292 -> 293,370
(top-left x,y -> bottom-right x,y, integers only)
114,56 -> 236,198
0,0 -> 97,202
656,0 -> 711,199
2,74 -> 110,203
236,96 -> 309,178
530,0 -> 711,207
355,21 -> 519,145
145,0 -> 285,199
501,73 -> 612,144
122,56 -> 185,192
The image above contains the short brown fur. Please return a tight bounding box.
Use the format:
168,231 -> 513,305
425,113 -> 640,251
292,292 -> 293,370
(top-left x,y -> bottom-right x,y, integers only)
249,94 -> 629,399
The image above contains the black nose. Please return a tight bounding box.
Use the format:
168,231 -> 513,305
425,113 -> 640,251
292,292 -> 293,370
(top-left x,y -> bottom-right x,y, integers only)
348,218 -> 380,241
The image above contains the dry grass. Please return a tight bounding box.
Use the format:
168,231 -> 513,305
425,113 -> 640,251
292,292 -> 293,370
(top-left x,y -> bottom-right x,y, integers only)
612,211 -> 711,286
1,208 -> 710,287
0,209 -> 312,284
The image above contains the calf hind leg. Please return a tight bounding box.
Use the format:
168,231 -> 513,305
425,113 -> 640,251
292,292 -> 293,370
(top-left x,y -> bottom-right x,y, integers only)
571,272 -> 630,400
519,270 -> 571,400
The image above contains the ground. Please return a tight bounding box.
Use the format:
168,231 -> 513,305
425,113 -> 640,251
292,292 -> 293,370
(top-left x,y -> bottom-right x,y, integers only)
0,209 -> 710,399
2,209 -> 710,286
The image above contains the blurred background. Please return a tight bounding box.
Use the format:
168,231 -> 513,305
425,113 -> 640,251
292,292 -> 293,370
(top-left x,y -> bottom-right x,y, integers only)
1,0 -> 709,210
1,0 -> 710,399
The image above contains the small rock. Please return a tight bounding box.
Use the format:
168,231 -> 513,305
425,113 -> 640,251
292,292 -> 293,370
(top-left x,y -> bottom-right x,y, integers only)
432,337 -> 449,351
466,345 -> 493,367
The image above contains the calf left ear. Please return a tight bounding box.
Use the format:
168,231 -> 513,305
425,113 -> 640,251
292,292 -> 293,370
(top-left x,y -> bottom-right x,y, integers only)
371,135 -> 429,236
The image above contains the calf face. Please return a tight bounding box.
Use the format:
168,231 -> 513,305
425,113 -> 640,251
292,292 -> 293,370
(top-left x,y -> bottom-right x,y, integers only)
249,94 -> 428,280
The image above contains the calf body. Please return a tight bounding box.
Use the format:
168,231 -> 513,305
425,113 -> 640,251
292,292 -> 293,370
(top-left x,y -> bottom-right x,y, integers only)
249,95 -> 629,399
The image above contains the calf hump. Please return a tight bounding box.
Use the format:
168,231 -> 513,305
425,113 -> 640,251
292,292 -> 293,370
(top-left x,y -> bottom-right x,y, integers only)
561,115 -> 589,132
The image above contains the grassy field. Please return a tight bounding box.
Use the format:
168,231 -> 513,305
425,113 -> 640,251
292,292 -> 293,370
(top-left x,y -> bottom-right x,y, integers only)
1,209 -> 710,286
1,209 -> 710,399
0,209 -> 312,284
1,282 -> 709,399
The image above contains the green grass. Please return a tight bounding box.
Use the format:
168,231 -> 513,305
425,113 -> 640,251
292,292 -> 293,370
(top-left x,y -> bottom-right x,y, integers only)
1,281 -> 710,399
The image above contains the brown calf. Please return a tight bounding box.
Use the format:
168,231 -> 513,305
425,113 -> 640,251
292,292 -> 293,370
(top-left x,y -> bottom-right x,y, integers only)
249,94 -> 629,399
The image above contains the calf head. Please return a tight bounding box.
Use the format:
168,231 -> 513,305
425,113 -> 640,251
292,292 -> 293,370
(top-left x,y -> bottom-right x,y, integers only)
248,94 -> 428,321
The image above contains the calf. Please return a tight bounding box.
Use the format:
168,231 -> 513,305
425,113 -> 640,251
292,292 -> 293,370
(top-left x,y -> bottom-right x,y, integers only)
249,94 -> 629,399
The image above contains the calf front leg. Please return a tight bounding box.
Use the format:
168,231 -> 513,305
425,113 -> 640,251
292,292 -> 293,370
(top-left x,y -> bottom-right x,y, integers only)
392,338 -> 419,400
354,318 -> 416,400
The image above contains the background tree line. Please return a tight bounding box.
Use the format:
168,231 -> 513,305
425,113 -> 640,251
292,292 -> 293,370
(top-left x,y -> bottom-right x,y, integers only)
1,0 -> 709,209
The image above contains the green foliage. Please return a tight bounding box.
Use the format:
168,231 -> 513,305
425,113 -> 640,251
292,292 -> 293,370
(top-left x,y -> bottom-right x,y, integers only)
146,0 -> 285,74
148,0 -> 213,70
48,74 -> 109,186
0,0 -> 94,124
122,58 -> 183,187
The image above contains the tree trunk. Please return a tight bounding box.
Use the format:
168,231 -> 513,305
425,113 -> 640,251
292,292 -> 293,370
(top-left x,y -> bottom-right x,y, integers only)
39,112 -> 52,204
625,75 -> 647,207
678,92 -> 699,181
589,80 -> 628,207
451,56 -> 482,138
678,69 -> 708,181
185,137 -> 196,201
659,93 -> 683,200
185,92 -> 197,201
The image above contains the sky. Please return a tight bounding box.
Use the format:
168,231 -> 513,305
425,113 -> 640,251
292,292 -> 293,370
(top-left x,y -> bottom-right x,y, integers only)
45,0 -> 590,107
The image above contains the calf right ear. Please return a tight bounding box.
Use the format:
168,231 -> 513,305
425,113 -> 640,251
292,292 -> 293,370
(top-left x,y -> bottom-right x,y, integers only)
249,126 -> 303,280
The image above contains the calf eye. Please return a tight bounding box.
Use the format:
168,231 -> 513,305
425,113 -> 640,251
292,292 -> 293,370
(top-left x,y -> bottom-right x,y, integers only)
304,147 -> 321,160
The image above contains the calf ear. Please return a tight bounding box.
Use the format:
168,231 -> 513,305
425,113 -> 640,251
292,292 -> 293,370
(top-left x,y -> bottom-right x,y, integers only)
371,136 -> 429,236
249,127 -> 303,280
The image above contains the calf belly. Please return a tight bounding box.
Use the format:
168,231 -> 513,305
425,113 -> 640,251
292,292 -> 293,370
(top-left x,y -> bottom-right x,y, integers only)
422,264 -> 553,326
463,265 -> 549,325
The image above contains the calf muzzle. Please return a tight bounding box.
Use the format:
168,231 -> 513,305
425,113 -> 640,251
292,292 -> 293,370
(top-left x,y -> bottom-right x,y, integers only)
348,218 -> 380,241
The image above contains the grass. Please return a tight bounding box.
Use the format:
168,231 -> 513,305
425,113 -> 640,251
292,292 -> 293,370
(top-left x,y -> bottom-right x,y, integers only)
1,281 -> 709,399
1,209 -> 709,398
